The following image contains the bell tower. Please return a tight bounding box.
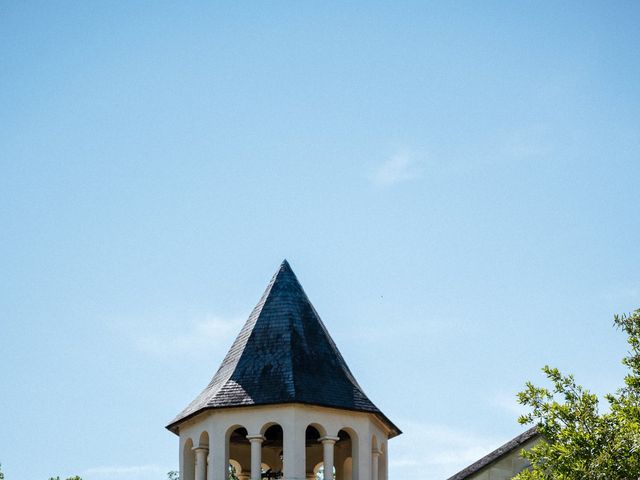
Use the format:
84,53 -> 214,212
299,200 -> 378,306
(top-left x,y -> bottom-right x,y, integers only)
167,260 -> 400,480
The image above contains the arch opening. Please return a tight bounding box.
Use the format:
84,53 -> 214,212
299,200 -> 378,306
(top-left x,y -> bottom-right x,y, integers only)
378,442 -> 387,480
335,429 -> 356,480
227,426 -> 249,480
314,463 -> 336,480
199,431 -> 210,448
304,426 -> 323,480
261,424 -> 284,479
183,438 -> 195,480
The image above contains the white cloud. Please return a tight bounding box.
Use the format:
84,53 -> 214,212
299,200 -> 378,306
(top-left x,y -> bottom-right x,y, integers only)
370,152 -> 421,187
389,421 -> 504,480
131,315 -> 244,357
83,464 -> 169,480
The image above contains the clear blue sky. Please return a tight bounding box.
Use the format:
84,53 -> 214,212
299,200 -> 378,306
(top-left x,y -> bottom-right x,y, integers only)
1,2 -> 639,479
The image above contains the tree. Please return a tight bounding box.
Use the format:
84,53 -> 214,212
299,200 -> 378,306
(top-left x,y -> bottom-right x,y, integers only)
0,463 -> 4,480
167,472 -> 179,480
515,308 -> 640,480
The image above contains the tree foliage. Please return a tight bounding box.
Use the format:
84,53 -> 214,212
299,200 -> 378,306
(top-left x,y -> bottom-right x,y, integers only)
515,308 -> 640,480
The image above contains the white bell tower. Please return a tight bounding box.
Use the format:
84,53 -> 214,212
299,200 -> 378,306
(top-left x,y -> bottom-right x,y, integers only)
167,261 -> 400,480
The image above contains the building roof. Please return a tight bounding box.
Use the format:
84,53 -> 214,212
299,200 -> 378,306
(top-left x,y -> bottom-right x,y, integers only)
167,260 -> 400,436
446,427 -> 540,480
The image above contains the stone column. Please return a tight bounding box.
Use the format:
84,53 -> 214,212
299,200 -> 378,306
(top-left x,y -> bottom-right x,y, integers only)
208,428 -> 227,480
371,449 -> 381,480
194,446 -> 209,480
319,436 -> 339,480
284,423 -> 306,480
247,435 -> 265,480
356,434 -> 371,480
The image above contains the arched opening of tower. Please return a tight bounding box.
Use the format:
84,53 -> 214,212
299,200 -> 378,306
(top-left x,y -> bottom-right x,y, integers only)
260,424 -> 284,479
371,435 -> 383,480
304,425 -> 323,480
336,429 -> 354,480
303,426 -> 352,480
183,438 -> 195,480
227,426 -> 249,480
378,442 -> 387,480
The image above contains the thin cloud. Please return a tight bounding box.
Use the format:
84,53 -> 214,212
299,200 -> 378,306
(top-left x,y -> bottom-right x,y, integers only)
370,152 -> 421,187
389,421 -> 504,479
127,315 -> 244,357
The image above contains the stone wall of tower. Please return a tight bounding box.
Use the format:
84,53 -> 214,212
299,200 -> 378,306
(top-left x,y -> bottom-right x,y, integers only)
177,403 -> 392,480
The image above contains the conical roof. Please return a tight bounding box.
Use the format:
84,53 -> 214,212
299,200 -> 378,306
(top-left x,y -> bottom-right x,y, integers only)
167,260 -> 399,435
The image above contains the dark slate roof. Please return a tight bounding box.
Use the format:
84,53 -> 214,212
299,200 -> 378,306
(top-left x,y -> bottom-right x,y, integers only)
167,260 -> 400,436
446,427 -> 540,480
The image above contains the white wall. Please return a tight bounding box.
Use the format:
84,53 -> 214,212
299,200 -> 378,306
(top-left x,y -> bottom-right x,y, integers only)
176,403 -> 394,480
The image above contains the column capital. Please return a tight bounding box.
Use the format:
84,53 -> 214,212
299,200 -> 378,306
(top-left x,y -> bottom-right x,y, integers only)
193,445 -> 210,453
371,448 -> 382,457
319,435 -> 340,444
246,434 -> 265,443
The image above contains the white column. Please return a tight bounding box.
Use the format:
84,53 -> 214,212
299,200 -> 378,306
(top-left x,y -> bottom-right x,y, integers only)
194,447 -> 209,480
284,423 -> 306,480
357,434 -> 371,480
247,435 -> 265,480
319,436 -> 340,480
209,428 -> 227,480
371,449 -> 381,480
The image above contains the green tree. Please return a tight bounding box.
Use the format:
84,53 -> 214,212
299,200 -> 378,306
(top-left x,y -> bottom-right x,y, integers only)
515,308 -> 640,480
167,471 -> 179,480
0,463 -> 4,480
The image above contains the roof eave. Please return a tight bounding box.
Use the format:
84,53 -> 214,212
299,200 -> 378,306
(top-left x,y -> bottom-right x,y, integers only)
166,402 -> 402,438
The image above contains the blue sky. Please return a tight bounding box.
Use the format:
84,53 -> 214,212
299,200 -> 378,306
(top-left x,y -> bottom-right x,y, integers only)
1,2 -> 639,479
